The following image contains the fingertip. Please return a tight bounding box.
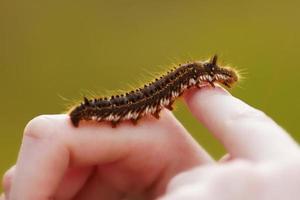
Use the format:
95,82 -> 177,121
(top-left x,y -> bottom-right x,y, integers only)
183,86 -> 231,124
23,114 -> 69,140
184,85 -> 230,106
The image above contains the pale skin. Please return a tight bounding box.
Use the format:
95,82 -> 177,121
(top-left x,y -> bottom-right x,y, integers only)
1,86 -> 300,200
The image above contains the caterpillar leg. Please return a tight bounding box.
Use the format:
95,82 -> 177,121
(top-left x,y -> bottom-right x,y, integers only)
196,84 -> 204,89
166,102 -> 174,111
197,82 -> 213,89
208,81 -> 215,87
131,116 -> 141,125
152,109 -> 161,119
70,117 -> 80,127
223,82 -> 231,88
111,121 -> 119,128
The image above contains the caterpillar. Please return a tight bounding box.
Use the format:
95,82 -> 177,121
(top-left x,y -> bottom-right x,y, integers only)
69,55 -> 239,127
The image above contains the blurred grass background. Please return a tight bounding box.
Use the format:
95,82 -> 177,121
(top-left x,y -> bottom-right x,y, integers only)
1,0 -> 300,192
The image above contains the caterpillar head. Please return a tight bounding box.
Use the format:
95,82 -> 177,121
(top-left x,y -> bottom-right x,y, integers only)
198,55 -> 239,88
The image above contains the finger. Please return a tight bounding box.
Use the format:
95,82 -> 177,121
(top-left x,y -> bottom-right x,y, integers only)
55,167 -> 94,199
162,164 -> 225,200
11,111 -> 213,200
11,123 -> 70,200
49,111 -> 212,166
166,165 -> 216,193
74,169 -> 124,200
165,161 -> 248,193
184,86 -> 300,161
2,165 -> 15,199
162,160 -> 257,200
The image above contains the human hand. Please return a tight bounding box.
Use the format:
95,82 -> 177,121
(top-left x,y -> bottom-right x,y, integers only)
1,93 -> 214,200
159,87 -> 300,200
2,87 -> 300,200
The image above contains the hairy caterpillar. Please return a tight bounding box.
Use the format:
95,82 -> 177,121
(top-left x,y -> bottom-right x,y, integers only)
69,55 -> 239,127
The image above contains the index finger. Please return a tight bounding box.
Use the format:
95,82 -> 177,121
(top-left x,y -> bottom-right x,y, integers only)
184,86 -> 300,161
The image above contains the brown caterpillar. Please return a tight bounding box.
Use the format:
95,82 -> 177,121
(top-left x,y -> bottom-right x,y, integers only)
69,55 -> 239,127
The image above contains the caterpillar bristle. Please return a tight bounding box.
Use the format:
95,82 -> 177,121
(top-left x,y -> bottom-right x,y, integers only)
69,55 -> 239,127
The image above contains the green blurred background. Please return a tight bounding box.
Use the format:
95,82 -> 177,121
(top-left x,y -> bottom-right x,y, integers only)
1,0 -> 300,192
